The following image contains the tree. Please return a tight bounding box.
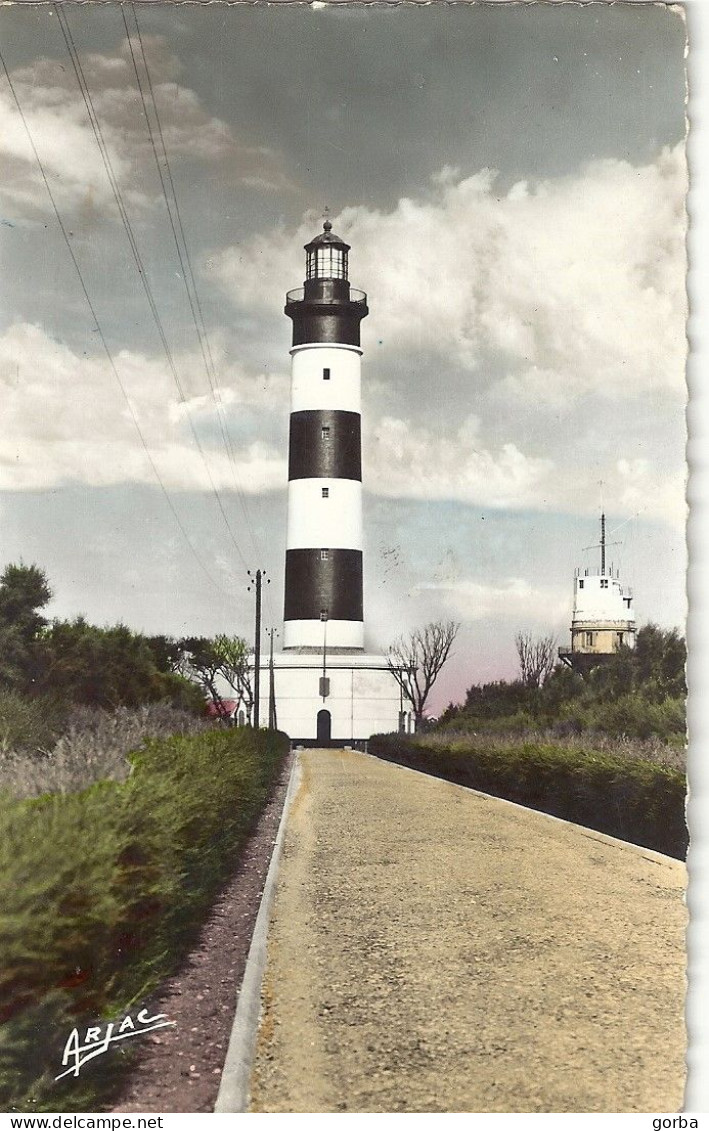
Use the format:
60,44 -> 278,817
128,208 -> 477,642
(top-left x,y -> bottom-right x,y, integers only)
145,635 -> 184,674
177,637 -> 228,715
464,678 -> 531,718
388,620 -> 460,726
633,624 -> 686,699
515,631 -> 558,689
0,563 -> 52,632
586,645 -> 636,700
581,624 -> 686,702
35,618 -> 161,708
143,635 -> 207,712
540,663 -> 585,708
213,634 -> 254,722
0,563 -> 53,692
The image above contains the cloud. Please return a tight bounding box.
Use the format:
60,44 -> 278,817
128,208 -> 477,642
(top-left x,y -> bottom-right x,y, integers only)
615,457 -> 687,529
360,414 -> 686,527
416,577 -> 569,628
0,321 -> 286,491
0,37 -> 292,219
210,149 -> 686,524
365,415 -> 554,508
214,145 -> 686,403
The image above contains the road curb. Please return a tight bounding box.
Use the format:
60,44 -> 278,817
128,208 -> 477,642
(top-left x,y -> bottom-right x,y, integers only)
362,748 -> 683,867
214,752 -> 302,1113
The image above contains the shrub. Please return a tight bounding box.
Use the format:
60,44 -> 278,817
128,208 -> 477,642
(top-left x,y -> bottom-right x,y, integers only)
150,671 -> 207,715
0,690 -> 66,757
452,628 -> 687,740
0,726 -> 288,1112
558,693 -> 686,741
0,702 -> 209,800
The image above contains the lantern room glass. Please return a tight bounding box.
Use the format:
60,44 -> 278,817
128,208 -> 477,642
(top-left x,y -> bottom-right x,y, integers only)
306,245 -> 348,280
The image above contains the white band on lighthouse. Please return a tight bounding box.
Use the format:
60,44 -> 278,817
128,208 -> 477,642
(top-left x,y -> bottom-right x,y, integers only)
286,479 -> 363,550
290,345 -> 362,415
284,619 -> 364,650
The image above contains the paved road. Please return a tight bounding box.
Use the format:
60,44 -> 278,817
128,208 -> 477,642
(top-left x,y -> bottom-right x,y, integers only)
249,749 -> 686,1113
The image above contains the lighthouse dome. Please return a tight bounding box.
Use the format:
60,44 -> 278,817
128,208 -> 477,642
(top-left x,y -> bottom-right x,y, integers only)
305,219 -> 351,251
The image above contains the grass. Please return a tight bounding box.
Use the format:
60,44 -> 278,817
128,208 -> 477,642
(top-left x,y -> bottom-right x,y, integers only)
0,725 -> 289,1112
0,701 -> 209,799
429,726 -> 685,772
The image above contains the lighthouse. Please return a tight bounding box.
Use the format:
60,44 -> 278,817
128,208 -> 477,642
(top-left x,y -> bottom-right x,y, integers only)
248,219 -> 403,745
283,220 -> 367,651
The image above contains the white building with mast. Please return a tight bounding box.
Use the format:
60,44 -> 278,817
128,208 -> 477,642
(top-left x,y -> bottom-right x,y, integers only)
558,513 -> 636,673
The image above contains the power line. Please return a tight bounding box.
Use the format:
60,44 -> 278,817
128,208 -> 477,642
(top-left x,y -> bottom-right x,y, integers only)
0,45 -> 233,600
55,3 -> 250,573
123,10 -> 237,468
122,4 -> 276,621
127,4 -> 277,621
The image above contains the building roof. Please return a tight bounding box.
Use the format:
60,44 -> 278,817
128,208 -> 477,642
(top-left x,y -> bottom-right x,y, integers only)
205,698 -> 238,718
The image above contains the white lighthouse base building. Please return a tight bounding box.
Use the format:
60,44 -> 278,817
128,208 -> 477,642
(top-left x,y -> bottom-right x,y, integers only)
255,652 -> 403,745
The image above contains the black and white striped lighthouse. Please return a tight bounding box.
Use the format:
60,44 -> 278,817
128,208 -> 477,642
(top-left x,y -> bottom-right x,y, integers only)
282,220 -> 368,650
238,221 -> 402,742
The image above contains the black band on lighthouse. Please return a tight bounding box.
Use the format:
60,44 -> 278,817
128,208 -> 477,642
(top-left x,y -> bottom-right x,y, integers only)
288,410 -> 362,482
284,548 -> 363,622
285,278 -> 368,348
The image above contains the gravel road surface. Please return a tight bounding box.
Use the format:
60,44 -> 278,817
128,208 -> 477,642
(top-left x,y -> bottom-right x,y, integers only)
249,748 -> 686,1113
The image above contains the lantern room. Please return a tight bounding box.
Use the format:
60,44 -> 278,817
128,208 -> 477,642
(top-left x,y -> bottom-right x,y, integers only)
305,219 -> 350,280
285,219 -> 368,347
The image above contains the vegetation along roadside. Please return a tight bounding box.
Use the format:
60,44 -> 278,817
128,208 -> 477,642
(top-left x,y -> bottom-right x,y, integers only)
0,725 -> 289,1113
0,559 -> 289,1113
374,624 -> 687,859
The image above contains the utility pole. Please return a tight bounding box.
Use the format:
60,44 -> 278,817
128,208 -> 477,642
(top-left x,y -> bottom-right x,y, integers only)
267,628 -> 279,730
247,569 -> 270,728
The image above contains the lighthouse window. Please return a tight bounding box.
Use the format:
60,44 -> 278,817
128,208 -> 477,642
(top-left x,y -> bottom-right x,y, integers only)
624,597 -> 632,608
320,549 -> 329,561
600,579 -> 609,589
322,487 -> 329,498
311,246 -> 347,280
578,579 -> 584,589
323,368 -> 331,380
321,425 -> 330,439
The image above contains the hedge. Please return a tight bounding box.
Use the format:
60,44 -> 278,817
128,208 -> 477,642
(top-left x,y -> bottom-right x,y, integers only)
368,733 -> 687,860
0,726 -> 289,1112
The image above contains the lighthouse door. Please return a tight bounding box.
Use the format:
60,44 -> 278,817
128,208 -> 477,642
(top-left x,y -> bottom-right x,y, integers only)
317,709 -> 331,747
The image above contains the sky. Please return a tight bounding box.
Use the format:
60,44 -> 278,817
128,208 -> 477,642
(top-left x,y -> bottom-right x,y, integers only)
0,0 -> 689,711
